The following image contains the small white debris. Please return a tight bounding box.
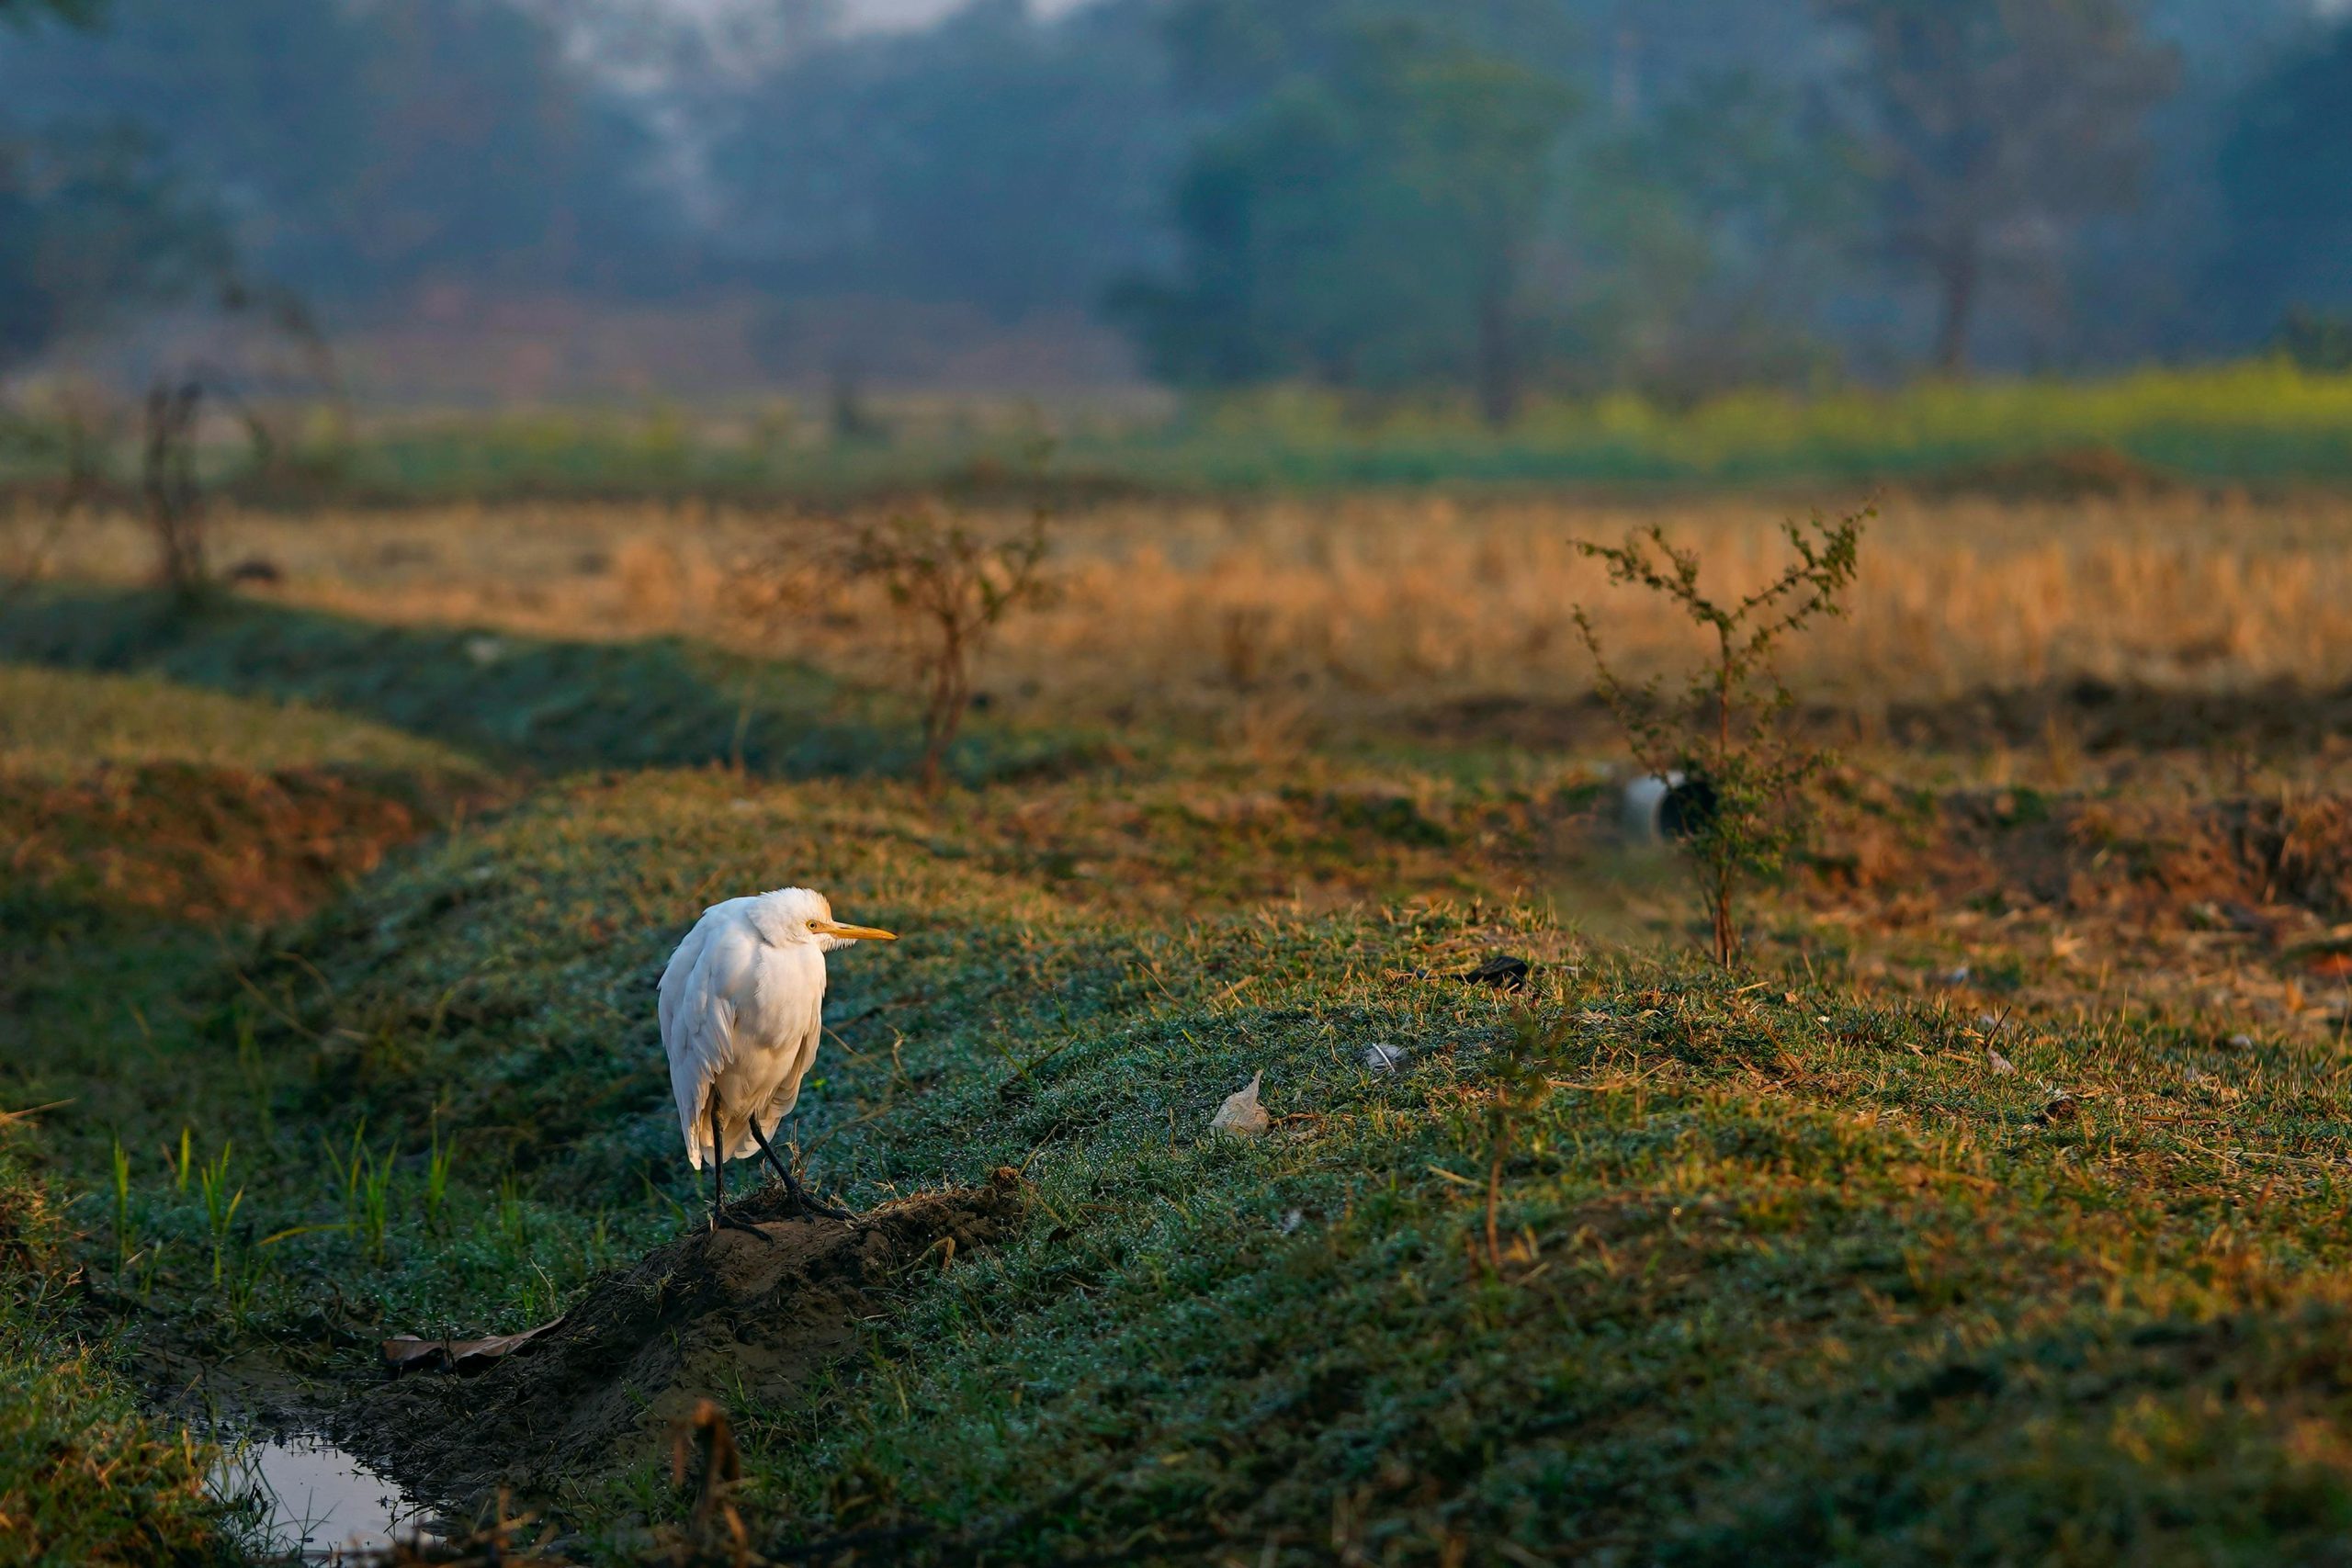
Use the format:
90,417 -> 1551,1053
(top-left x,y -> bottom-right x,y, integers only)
1362,1043 -> 1408,1074
1210,1072 -> 1270,1138
2228,1034 -> 2255,1049
1945,965 -> 1972,986
1278,1210 -> 1304,1235
465,634 -> 505,667
1987,1048 -> 2016,1076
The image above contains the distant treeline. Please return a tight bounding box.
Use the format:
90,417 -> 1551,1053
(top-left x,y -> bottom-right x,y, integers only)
2,0 -> 2350,408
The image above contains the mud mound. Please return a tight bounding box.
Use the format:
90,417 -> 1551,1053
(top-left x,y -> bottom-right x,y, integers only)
336,1171 -> 1025,1504
0,761 -> 486,924
1817,787 -> 2352,929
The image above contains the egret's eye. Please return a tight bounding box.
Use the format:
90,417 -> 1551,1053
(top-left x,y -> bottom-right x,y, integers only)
807,919 -> 820,930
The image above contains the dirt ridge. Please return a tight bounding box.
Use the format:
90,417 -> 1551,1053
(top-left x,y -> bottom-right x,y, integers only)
335,1170 -> 1025,1506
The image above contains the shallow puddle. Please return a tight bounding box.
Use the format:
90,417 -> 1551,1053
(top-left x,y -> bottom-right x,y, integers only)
211,1432 -> 443,1562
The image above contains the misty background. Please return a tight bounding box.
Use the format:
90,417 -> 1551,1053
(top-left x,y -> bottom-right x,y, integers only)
3,0 -> 2350,412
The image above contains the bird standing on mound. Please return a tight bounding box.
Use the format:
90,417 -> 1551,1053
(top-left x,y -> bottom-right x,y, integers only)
658,886 -> 896,1231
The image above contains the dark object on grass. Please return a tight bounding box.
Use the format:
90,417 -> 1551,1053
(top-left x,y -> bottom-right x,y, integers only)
2037,1093 -> 2080,1125
1658,775 -> 1718,840
225,557 -> 284,586
1464,955 -> 1532,992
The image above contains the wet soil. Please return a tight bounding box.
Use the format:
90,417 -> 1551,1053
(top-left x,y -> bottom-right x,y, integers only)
333,1171 -> 1026,1507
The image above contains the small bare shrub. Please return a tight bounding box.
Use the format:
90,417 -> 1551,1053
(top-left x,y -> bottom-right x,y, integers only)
1573,509 -> 1868,965
845,507 -> 1054,795
1218,606 -> 1274,689
141,378 -> 209,597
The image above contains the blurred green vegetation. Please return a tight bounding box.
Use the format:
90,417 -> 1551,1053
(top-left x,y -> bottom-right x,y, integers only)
13,363 -> 2352,505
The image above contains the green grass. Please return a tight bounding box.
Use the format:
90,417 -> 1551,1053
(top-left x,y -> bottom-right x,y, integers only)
218,770 -> 2352,1564
0,664 -> 480,782
12,616 -> 2352,1562
17,760 -> 2352,1562
0,589 -> 1104,784
0,1134 -> 233,1567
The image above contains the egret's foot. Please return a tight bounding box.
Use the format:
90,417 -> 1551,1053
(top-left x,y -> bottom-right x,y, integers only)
781,1168 -> 856,1224
749,1119 -> 855,1222
707,1206 -> 775,1242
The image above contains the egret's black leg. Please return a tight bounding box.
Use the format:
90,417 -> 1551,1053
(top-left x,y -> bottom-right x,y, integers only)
708,1101 -> 723,1223
748,1117 -> 854,1222
707,1101 -> 774,1240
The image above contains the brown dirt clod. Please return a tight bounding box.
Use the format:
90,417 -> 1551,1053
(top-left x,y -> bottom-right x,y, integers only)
334,1169 -> 1026,1506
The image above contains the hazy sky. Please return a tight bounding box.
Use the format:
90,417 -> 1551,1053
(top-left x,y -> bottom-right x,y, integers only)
836,0 -> 1093,30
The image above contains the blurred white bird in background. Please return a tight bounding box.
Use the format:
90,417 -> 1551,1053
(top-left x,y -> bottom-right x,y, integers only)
657,886 -> 897,1231
1621,771 -> 1717,845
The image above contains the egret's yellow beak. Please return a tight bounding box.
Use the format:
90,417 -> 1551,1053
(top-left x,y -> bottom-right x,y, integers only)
814,919 -> 899,942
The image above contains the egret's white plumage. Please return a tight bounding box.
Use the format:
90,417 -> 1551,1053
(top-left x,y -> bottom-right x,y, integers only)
656,887 -> 896,1194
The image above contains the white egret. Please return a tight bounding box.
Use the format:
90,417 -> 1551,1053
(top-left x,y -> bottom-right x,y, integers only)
657,886 -> 897,1231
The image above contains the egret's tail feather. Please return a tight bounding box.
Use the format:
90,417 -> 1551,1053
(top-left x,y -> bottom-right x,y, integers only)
681,1101 -> 763,1170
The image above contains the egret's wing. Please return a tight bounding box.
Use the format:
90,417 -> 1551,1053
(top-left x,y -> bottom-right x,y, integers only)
659,900 -> 750,1168
754,985 -> 829,1140
656,912 -> 709,1052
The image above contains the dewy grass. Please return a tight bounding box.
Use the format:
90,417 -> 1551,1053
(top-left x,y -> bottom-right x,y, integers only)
323,1123 -> 397,1267
15,614 -> 2352,1560
0,1134 -> 232,1566
424,1114 -> 457,1235
194,1140 -> 240,1291
144,766 -> 2352,1560
107,1135 -> 130,1270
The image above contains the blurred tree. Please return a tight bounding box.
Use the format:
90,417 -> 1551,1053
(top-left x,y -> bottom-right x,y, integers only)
0,0 -> 675,308
1818,0 -> 2177,374
0,123 -> 231,368
0,0 -> 102,26
1568,69 -> 1862,396
2213,19 -> 2352,342
0,0 -> 240,371
709,0 -> 1177,324
1117,10 -> 1576,423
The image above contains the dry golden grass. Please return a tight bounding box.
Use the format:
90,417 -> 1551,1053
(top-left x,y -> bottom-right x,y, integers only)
17,490 -> 2352,739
